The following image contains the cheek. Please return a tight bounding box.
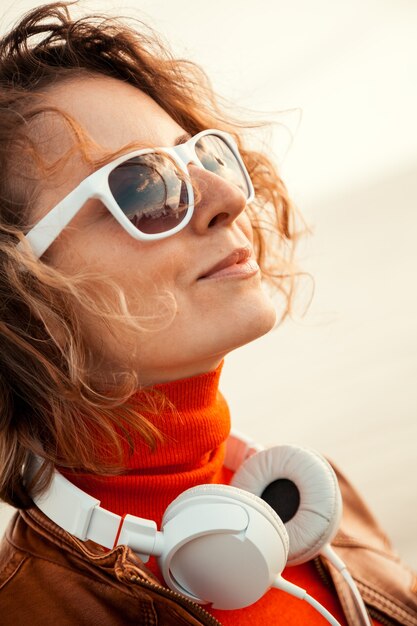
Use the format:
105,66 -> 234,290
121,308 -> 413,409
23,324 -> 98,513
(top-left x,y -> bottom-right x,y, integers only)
238,210 -> 254,241
91,237 -> 187,323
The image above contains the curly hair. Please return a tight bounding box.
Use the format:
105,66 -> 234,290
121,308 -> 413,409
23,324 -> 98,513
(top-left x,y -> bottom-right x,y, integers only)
0,1 -> 312,507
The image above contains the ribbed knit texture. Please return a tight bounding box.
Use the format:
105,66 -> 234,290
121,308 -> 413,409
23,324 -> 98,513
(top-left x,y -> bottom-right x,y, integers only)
61,362 -> 230,528
62,361 -> 381,626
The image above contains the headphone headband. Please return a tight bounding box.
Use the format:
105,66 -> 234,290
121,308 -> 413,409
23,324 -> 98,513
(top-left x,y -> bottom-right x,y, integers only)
27,429 -> 260,557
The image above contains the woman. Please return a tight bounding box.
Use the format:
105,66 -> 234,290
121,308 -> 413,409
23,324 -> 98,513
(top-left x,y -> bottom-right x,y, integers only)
0,3 -> 415,625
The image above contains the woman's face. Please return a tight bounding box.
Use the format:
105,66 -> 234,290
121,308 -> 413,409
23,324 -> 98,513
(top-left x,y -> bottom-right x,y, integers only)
34,75 -> 277,385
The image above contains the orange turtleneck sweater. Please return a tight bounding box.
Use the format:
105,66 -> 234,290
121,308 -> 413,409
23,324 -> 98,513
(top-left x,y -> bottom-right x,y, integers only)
62,362 -> 381,626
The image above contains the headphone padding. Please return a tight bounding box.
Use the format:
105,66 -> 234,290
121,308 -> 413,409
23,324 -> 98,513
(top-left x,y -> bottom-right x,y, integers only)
231,445 -> 342,566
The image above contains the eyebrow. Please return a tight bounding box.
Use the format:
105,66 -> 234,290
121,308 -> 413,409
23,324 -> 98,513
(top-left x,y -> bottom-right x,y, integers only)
174,132 -> 192,146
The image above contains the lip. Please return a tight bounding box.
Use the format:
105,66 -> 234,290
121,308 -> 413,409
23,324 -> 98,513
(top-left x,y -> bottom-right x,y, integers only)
198,246 -> 259,280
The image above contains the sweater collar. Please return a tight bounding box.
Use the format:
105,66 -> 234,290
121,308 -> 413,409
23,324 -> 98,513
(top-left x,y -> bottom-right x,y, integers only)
62,360 -> 231,525
124,359 -> 230,471
137,360 -> 226,411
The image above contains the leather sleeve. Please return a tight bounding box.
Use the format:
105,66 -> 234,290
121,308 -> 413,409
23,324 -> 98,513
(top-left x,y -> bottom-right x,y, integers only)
326,460 -> 417,626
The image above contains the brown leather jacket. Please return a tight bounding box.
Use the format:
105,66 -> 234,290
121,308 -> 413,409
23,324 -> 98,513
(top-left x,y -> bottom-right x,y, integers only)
0,462 -> 416,626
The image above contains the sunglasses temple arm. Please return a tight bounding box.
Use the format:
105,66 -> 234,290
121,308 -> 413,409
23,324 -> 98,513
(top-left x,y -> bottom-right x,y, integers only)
17,187 -> 91,260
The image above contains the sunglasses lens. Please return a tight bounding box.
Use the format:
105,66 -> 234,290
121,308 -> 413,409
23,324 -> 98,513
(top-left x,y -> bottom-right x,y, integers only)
108,153 -> 189,235
194,134 -> 250,198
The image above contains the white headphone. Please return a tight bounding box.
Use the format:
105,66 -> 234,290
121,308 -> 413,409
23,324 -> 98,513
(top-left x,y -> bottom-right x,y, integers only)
27,430 -> 371,626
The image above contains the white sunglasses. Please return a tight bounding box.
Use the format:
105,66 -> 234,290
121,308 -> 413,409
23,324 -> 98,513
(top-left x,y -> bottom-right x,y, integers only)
18,129 -> 255,259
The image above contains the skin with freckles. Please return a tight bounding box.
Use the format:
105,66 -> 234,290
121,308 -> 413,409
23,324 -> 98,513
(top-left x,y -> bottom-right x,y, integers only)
33,74 -> 277,386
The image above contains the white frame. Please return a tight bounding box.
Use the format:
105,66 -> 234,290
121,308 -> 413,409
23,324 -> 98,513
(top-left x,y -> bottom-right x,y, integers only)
17,129 -> 255,259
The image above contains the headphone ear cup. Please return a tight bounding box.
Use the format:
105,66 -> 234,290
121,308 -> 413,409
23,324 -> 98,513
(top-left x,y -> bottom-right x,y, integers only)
231,445 -> 343,566
159,483 -> 289,609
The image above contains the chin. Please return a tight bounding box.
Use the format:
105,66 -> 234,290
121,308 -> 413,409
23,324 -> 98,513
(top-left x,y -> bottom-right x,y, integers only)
217,292 -> 277,354
241,301 -> 277,344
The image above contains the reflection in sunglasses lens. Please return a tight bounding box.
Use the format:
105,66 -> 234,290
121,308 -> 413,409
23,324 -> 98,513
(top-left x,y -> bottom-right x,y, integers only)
195,135 -> 249,197
109,153 -> 189,234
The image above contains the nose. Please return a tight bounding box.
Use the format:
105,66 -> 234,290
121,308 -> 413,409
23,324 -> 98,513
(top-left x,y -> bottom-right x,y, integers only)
186,161 -> 248,234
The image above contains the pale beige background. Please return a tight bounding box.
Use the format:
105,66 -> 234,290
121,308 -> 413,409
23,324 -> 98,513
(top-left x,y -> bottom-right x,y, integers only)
1,0 -> 416,569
